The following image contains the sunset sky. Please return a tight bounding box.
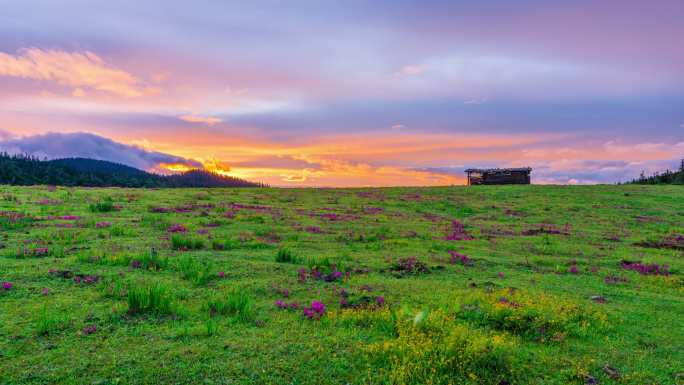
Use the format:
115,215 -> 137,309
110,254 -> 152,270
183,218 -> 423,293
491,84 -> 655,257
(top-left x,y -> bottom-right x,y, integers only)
1,1 -> 683,186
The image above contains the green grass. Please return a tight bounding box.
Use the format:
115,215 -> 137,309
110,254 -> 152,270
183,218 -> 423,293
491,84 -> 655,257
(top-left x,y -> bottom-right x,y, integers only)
205,288 -> 256,322
0,184 -> 682,384
126,281 -> 178,316
275,247 -> 299,263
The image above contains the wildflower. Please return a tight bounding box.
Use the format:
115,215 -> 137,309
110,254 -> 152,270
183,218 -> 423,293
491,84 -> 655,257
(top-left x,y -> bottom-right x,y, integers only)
303,300 -> 326,320
445,220 -> 473,241
323,271 -> 343,282
498,272 -> 505,279
217,271 -> 225,279
375,296 -> 385,306
297,268 -> 308,283
83,275 -> 100,284
95,221 -> 111,229
448,251 -> 472,266
569,266 -> 579,274
73,276 -> 82,284
305,226 -> 322,233
59,215 -> 80,220
621,262 -> 669,276
275,300 -> 299,310
2,282 -> 12,290
82,325 -> 97,335
389,256 -> 429,274
167,224 -> 188,233
42,287 -> 50,296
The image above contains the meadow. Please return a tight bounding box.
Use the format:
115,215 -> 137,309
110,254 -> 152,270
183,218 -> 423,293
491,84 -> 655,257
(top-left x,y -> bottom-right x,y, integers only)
0,185 -> 682,385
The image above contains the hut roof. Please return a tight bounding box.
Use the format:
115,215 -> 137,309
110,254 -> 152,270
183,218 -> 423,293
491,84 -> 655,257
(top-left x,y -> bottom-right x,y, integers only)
464,167 -> 532,173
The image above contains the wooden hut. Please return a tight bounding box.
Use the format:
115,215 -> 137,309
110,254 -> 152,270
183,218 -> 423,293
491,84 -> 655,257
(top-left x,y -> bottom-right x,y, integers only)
465,167 -> 532,185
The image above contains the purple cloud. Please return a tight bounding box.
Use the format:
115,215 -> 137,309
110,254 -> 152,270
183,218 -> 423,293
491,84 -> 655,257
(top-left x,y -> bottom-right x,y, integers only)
0,132 -> 202,171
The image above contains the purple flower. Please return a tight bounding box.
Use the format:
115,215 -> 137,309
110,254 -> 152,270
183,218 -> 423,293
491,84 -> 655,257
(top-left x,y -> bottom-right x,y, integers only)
167,224 -> 188,233
82,325 -> 97,335
448,251 -> 472,266
305,226 -> 322,233
303,301 -> 326,320
323,271 -> 343,282
2,282 -> 12,290
497,272 -> 505,279
297,268 -> 308,283
217,271 -> 225,278
95,221 -> 111,229
569,266 -> 579,274
622,262 -> 670,276
375,296 -> 385,306
445,220 -> 473,241
42,287 -> 50,296
275,299 -> 285,308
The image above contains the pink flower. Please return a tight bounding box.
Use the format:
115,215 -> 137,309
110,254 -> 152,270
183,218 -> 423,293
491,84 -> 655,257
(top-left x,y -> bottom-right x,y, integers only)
375,296 -> 385,306
2,282 -> 12,290
498,272 -> 505,279
42,287 -> 50,296
217,271 -> 225,278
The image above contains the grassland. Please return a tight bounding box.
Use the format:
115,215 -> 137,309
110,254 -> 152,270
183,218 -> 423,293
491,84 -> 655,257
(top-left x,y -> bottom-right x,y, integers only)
0,185 -> 682,385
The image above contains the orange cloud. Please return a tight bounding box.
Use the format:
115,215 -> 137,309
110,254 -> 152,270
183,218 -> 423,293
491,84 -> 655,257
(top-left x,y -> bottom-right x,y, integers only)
178,114 -> 222,126
0,48 -> 156,97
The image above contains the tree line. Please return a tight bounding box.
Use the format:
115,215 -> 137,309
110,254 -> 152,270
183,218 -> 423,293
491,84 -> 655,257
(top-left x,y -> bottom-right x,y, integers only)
0,153 -> 265,188
629,159 -> 684,185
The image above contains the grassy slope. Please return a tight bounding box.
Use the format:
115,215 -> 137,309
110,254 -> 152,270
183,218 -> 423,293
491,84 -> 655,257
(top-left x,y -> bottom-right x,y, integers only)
0,185 -> 682,385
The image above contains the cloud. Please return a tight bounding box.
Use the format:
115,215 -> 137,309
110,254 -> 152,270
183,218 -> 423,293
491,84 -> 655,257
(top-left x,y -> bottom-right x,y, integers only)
0,132 -> 202,171
178,114 -> 222,126
0,129 -> 16,140
391,124 -> 406,129
0,48 -> 155,97
464,97 -> 489,105
394,64 -> 428,77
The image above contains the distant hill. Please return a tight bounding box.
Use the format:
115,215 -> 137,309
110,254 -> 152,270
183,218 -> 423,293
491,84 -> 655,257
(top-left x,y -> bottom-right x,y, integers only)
629,159 -> 684,185
0,154 -> 264,188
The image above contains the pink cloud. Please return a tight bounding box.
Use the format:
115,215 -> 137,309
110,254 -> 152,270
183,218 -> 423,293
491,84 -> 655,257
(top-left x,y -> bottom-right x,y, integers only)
0,48 -> 157,98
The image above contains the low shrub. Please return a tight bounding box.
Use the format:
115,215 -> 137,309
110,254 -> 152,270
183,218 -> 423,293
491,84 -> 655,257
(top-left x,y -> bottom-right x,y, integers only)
457,289 -> 608,341
89,197 -> 115,213
367,308 -> 520,385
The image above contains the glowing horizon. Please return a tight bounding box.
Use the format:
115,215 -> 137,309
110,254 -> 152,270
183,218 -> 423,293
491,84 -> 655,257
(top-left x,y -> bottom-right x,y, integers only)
1,1 -> 683,186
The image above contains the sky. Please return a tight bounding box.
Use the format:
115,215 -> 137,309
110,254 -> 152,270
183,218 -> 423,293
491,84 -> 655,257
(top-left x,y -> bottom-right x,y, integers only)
1,0 -> 683,186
